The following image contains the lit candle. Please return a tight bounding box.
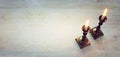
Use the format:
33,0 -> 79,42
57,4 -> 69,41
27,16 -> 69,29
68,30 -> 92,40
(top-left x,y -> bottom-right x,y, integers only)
84,20 -> 89,31
101,8 -> 108,20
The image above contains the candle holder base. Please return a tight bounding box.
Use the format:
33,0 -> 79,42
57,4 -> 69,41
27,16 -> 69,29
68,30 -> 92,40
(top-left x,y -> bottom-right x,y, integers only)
90,27 -> 104,39
75,36 -> 91,49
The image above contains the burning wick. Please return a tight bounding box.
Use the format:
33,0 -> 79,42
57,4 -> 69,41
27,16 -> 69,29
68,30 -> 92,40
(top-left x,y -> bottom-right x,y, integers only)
101,8 -> 108,20
84,20 -> 89,31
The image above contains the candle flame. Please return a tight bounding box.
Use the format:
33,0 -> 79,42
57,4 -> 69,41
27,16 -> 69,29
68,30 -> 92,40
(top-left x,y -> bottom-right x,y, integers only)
85,20 -> 89,28
101,8 -> 108,20
103,8 -> 108,16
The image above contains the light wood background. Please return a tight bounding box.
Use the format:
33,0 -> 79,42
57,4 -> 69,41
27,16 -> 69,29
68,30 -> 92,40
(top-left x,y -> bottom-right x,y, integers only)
0,0 -> 120,57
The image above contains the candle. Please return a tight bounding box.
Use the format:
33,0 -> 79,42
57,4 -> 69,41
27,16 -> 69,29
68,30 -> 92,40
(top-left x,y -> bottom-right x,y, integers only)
101,8 -> 108,20
85,20 -> 89,30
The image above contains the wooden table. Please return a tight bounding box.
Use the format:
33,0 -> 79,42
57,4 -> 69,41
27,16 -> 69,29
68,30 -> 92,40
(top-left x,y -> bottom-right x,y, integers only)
0,0 -> 120,57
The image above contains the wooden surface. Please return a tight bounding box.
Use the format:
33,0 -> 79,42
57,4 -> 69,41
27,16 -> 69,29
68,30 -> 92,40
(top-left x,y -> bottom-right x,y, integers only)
0,0 -> 120,57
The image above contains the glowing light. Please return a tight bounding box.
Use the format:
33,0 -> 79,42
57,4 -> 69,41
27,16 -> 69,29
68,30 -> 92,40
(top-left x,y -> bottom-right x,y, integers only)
85,20 -> 89,30
102,8 -> 108,20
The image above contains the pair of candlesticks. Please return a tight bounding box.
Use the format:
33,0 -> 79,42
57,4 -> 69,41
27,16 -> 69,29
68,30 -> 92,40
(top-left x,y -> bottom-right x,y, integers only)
75,8 -> 108,49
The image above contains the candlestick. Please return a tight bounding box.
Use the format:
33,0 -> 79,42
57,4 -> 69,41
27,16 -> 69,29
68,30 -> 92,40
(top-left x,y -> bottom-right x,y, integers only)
75,20 -> 91,49
90,8 -> 108,39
